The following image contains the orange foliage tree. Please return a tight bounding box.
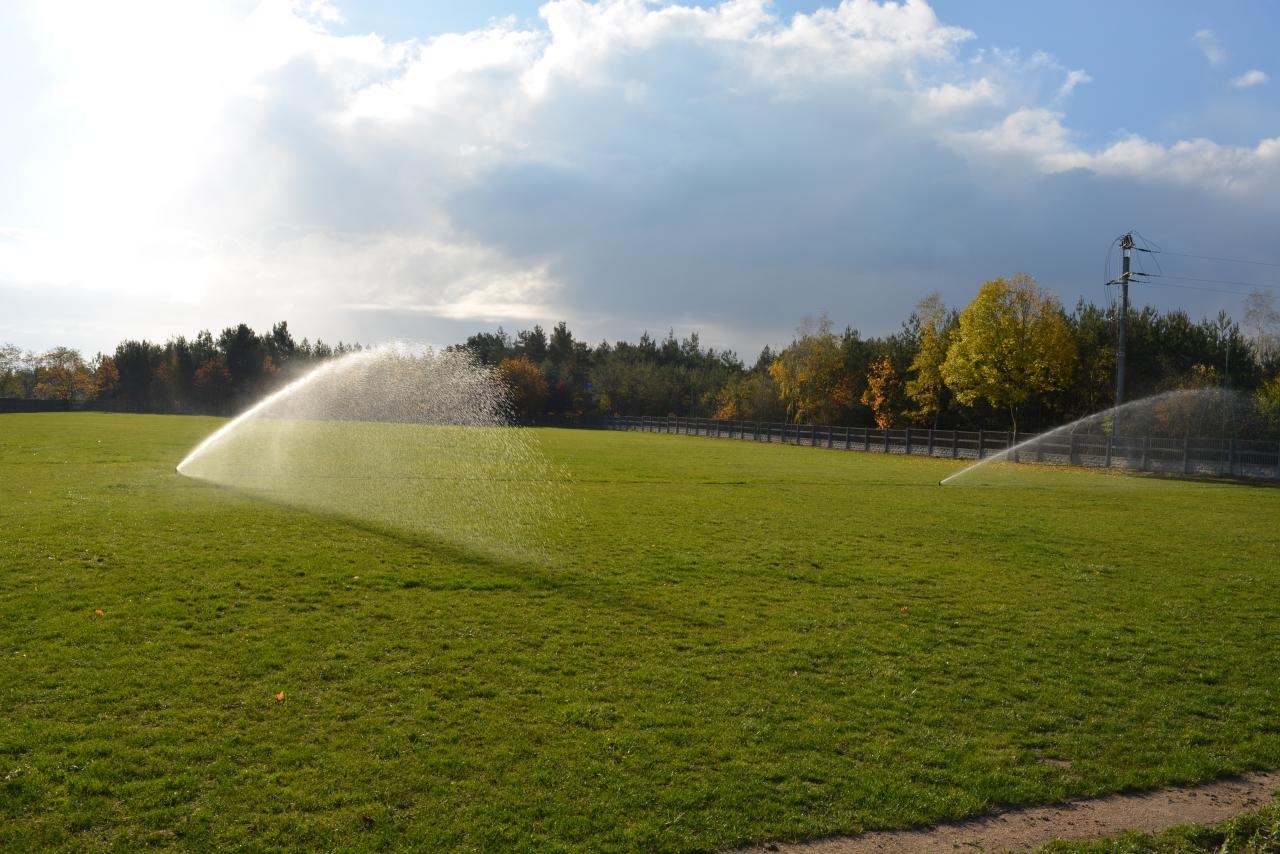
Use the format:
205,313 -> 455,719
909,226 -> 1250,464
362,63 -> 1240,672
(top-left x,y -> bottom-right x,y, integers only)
32,347 -> 96,401
861,355 -> 905,429
497,356 -> 549,421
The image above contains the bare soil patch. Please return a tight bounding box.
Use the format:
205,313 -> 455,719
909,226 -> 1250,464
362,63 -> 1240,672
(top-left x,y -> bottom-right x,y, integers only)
737,770 -> 1280,853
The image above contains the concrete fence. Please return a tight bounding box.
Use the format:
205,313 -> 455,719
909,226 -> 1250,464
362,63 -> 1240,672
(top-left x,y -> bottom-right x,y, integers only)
599,415 -> 1280,481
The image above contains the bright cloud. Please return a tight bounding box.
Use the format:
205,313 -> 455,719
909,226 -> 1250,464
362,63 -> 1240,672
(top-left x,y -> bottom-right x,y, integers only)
1230,69 -> 1269,89
953,108 -> 1280,195
1057,69 -> 1092,99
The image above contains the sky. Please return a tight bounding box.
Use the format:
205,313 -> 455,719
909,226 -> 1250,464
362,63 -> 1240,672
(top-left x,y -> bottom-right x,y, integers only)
2,0 -> 1279,359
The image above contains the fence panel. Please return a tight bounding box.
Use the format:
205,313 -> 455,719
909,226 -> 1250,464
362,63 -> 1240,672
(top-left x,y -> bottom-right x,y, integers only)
594,417 -> 1279,481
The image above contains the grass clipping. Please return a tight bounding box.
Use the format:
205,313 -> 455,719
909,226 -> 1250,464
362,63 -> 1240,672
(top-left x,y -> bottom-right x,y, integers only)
177,345 -> 561,558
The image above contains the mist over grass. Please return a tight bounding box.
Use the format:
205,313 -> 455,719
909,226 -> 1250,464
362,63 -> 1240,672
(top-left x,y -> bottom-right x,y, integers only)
176,345 -> 566,558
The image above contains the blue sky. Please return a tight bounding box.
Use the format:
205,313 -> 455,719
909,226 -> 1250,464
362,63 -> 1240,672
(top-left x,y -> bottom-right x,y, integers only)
2,0 -> 1278,358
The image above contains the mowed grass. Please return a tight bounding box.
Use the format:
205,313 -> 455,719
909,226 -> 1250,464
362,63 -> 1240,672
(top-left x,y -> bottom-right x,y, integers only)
1,412 -> 1278,852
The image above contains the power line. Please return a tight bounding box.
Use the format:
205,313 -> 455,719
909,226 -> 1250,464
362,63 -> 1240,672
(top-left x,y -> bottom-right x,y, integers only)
1142,278 -> 1264,298
1146,249 -> 1280,269
1143,272 -> 1280,293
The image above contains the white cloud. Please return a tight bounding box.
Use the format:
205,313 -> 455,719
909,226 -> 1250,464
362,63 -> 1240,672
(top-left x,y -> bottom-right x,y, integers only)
1229,69 -> 1269,89
1057,68 -> 1092,99
949,108 -> 1087,173
919,78 -> 1001,114
1194,29 -> 1226,65
954,109 -> 1280,196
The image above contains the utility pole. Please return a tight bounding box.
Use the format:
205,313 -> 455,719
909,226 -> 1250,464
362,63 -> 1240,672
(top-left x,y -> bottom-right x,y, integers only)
1115,233 -> 1133,412
1100,231 -> 1141,437
1107,233 -> 1138,435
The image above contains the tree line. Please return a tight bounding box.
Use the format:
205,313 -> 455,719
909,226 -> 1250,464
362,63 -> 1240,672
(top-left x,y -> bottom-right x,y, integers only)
474,276 -> 1280,437
4,275 -> 1280,436
0,322 -> 361,415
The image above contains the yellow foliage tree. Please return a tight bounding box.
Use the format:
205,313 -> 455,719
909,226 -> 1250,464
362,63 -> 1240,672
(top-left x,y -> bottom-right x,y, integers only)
713,371 -> 785,421
1255,374 -> 1280,434
768,316 -> 855,424
941,274 -> 1077,433
904,292 -> 952,427
496,356 -> 549,421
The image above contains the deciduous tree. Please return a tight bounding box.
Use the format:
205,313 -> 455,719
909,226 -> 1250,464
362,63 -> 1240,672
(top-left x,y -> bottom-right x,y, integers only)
496,356 -> 549,421
1244,290 -> 1280,366
942,274 -> 1077,433
0,343 -> 29,397
1255,374 -> 1280,437
714,370 -> 785,421
904,293 -> 953,427
861,355 -> 905,428
92,355 -> 119,399
33,347 -> 96,401
769,316 -> 856,424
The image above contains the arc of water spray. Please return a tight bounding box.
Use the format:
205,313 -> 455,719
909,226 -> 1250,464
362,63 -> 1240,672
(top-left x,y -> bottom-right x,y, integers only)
938,414 -> 1103,486
937,389 -> 1239,485
176,347 -> 386,476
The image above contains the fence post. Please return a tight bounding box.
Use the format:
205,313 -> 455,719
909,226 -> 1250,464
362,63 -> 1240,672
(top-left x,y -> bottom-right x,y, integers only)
927,429 -> 934,457
844,426 -> 851,450
1229,438 -> 1236,476
883,429 -> 890,454
977,429 -> 984,460
827,425 -> 833,449
1141,436 -> 1149,471
1069,432 -> 1077,465
1011,430 -> 1018,463
1104,435 -> 1112,468
1183,435 -> 1190,475
905,429 -> 912,456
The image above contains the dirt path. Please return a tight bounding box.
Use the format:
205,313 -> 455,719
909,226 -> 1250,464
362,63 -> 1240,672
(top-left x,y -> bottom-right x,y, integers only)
736,770 -> 1280,853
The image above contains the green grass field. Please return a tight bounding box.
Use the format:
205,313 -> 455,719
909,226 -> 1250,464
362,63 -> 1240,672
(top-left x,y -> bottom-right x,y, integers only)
1,413 -> 1278,852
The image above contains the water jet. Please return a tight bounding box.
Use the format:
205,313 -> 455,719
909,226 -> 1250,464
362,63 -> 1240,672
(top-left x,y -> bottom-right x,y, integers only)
177,344 -> 562,556
940,388 -> 1276,485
